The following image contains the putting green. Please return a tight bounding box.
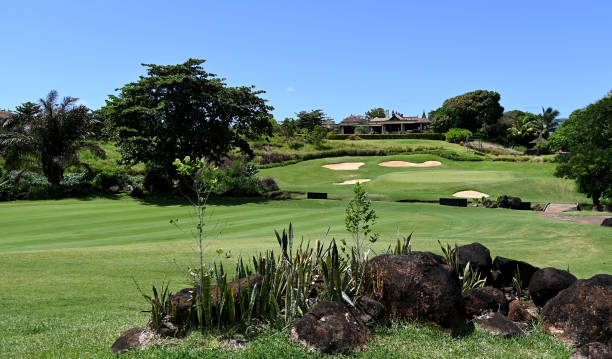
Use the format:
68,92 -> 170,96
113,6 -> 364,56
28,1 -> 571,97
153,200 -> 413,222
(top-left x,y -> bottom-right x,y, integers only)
260,154 -> 586,203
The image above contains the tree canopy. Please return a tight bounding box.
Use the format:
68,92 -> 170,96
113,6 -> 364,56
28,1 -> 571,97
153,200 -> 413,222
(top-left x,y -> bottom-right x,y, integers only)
0,91 -> 103,184
429,90 -> 504,133
103,59 -> 273,188
295,109 -> 328,131
365,107 -> 386,120
554,94 -> 612,205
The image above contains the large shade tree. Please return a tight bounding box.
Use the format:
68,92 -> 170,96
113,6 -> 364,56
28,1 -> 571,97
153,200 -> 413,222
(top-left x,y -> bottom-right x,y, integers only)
0,91 -> 103,184
295,109 -> 328,131
103,59 -> 274,188
429,90 -> 504,133
554,94 -> 611,205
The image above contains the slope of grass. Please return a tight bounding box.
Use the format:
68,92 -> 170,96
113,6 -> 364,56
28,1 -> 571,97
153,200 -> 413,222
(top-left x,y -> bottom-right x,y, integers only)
1,196 -> 609,357
260,154 -> 584,203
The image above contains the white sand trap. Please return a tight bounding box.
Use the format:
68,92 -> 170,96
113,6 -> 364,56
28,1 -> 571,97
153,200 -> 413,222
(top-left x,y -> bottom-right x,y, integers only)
334,179 -> 371,185
378,160 -> 442,168
323,162 -> 365,170
453,190 -> 490,198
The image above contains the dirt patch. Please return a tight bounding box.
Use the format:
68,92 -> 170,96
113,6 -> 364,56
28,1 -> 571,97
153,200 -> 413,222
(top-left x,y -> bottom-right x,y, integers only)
334,179 -> 371,185
453,190 -> 489,199
378,160 -> 442,168
323,162 -> 365,170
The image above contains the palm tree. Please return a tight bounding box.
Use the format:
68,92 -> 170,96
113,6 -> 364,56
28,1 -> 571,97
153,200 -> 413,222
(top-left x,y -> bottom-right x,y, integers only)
538,107 -> 560,137
0,90 -> 105,184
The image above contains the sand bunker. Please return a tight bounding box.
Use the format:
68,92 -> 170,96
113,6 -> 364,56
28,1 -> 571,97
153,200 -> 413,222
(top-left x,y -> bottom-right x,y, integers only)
323,162 -> 365,170
378,160 -> 442,168
453,190 -> 490,198
334,179 -> 371,185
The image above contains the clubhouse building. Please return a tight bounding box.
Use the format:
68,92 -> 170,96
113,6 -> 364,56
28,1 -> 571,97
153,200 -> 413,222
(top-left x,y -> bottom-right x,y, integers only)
335,110 -> 431,134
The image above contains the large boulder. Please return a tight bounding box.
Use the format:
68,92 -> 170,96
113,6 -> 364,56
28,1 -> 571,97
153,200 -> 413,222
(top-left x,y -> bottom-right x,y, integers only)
492,256 -> 539,288
528,267 -> 577,307
110,327 -> 155,355
473,312 -> 524,338
571,342 -> 612,359
462,286 -> 507,319
601,217 -> 612,227
457,242 -> 492,275
291,301 -> 371,354
366,252 -> 467,335
542,274 -> 612,347
508,300 -> 539,323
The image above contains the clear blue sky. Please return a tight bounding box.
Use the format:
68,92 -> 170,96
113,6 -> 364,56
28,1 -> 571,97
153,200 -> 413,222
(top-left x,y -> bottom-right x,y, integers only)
1,1 -> 611,122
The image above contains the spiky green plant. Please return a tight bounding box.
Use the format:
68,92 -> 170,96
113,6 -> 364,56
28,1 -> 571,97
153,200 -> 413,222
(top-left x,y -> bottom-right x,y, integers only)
459,262 -> 486,292
438,240 -> 460,273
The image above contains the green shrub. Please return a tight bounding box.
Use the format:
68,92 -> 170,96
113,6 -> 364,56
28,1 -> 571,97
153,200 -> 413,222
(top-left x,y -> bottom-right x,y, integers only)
445,128 -> 472,143
288,141 -> 304,150
93,169 -> 129,190
327,133 -> 445,140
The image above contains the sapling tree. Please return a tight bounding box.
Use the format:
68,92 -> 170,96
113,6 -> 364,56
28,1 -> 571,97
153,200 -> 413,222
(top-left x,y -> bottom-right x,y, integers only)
171,156 -> 218,332
345,182 -> 379,261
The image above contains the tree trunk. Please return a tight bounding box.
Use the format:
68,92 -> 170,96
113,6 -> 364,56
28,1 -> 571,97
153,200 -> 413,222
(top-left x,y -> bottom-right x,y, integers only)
592,190 -> 601,206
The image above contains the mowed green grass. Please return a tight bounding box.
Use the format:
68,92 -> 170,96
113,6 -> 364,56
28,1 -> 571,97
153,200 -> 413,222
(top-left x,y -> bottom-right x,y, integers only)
260,154 -> 584,203
1,196 -> 610,358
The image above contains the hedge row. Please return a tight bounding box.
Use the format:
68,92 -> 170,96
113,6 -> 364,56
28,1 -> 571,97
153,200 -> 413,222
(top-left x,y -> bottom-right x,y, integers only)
327,133 -> 445,140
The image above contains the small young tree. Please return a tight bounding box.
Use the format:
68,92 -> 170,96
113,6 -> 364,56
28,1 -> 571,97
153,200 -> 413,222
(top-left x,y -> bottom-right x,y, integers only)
345,182 -> 378,260
171,156 -> 218,332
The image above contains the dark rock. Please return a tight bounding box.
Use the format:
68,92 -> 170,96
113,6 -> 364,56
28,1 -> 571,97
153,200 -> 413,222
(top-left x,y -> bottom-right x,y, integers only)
571,342 -> 612,359
291,301 -> 371,354
130,187 -> 144,198
542,274 -> 612,347
482,199 -> 497,208
457,242 -> 492,275
473,312 -> 524,338
356,296 -> 386,327
462,286 -> 507,319
528,267 -> 577,307
492,256 -> 539,288
508,300 -> 539,323
366,252 -> 467,335
601,218 -> 612,227
108,185 -> 120,193
110,327 -> 155,355
497,195 -> 524,210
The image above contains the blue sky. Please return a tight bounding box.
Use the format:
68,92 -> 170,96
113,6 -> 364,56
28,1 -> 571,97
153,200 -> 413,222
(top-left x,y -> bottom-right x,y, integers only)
1,1 -> 611,122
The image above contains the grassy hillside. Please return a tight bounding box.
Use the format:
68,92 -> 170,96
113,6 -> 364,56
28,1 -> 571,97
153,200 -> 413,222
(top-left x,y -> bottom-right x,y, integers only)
260,154 -> 584,203
1,196 -> 609,358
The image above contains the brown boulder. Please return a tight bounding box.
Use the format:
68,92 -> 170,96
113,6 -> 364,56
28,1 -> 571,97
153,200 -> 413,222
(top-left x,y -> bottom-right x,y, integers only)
542,274 -> 612,347
508,300 -> 539,323
571,342 -> 612,359
528,267 -> 577,307
110,327 -> 155,355
473,312 -> 524,338
366,253 -> 467,335
462,286 -> 507,319
291,301 -> 371,354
